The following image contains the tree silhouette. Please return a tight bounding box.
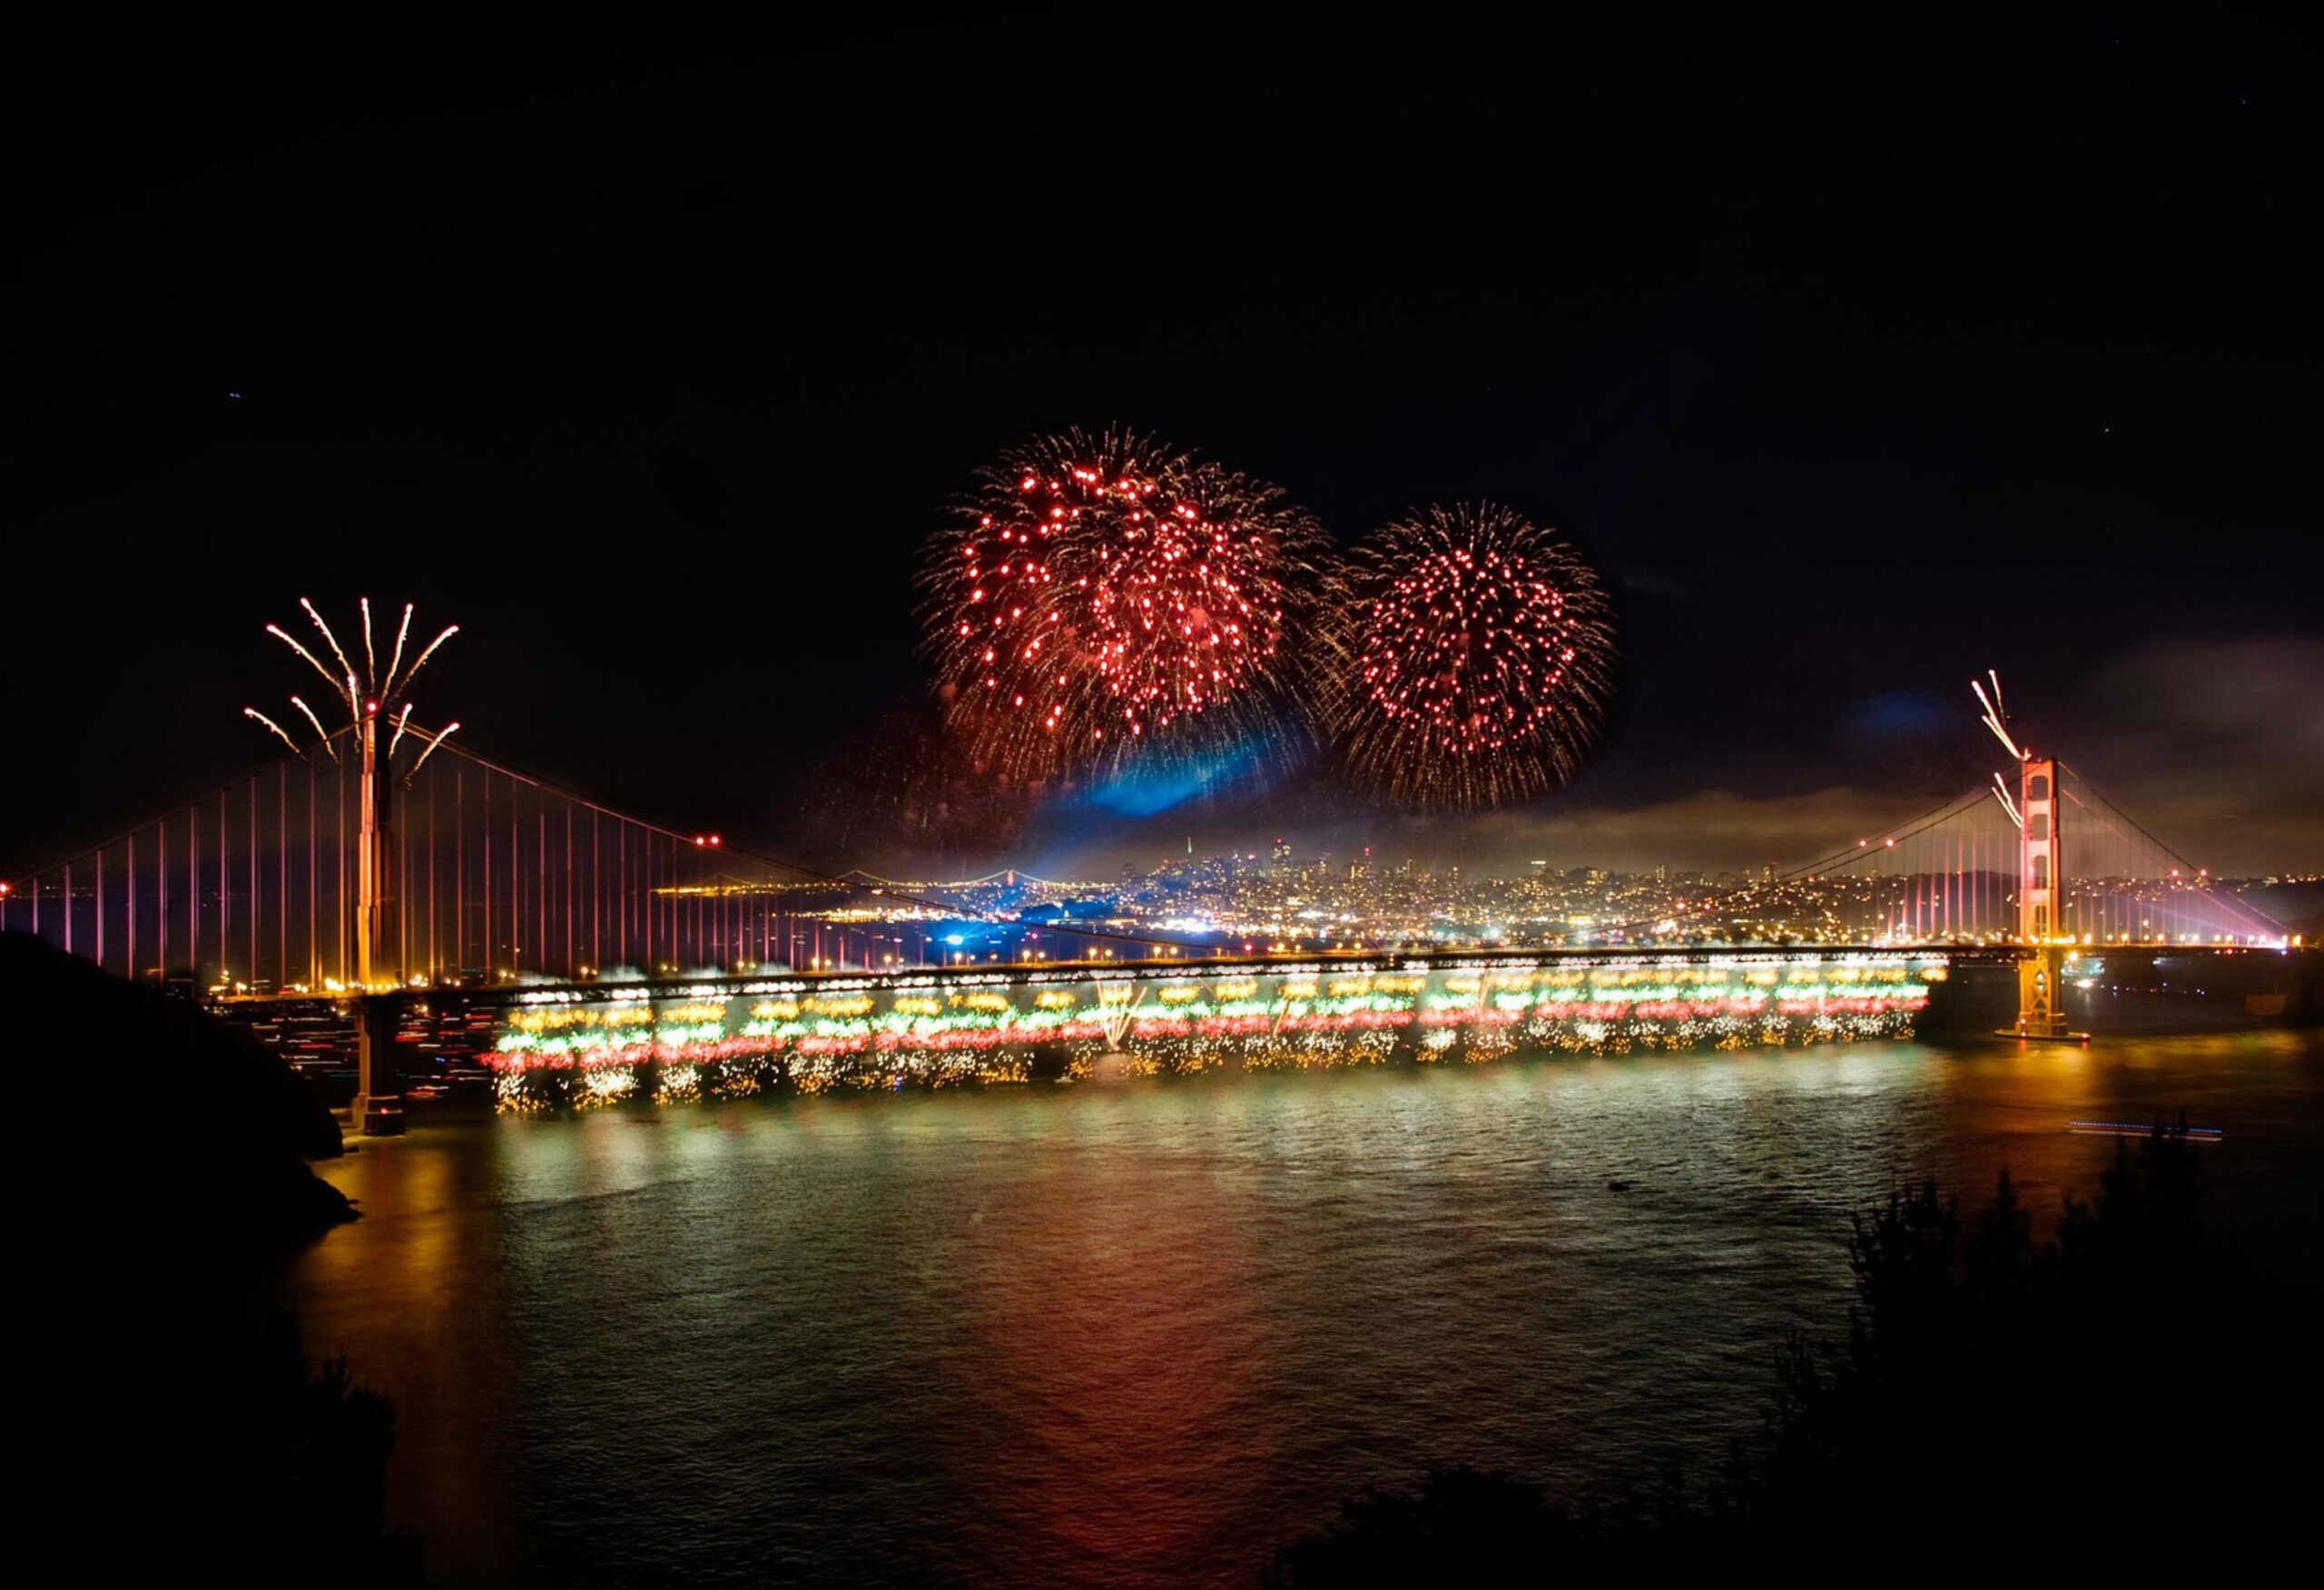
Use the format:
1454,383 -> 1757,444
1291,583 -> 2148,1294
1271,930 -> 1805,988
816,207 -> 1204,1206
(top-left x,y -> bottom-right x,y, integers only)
1275,1115 -> 2303,1579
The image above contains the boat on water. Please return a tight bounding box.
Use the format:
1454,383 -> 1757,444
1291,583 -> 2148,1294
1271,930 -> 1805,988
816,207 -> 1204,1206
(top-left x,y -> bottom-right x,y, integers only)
2067,1120 -> 2224,1141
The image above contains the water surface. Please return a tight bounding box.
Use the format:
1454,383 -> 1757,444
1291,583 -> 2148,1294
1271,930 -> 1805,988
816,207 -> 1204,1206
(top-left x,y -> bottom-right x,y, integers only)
286,1026 -> 2324,1587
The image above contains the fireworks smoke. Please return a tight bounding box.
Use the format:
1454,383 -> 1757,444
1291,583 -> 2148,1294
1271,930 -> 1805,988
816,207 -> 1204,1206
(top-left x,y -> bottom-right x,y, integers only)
1321,502 -> 1615,810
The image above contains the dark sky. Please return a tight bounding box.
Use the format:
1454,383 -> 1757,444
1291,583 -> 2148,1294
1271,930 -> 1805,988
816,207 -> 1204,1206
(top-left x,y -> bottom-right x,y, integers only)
9,12 -> 2320,879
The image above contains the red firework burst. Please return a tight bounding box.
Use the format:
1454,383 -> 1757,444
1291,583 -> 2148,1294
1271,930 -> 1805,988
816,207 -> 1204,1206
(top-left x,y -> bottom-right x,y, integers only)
1325,502 -> 1615,810
921,428 -> 1324,782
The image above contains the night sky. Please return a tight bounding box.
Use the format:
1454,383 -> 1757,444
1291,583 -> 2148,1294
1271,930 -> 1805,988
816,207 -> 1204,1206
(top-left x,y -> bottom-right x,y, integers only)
11,13 -> 2319,880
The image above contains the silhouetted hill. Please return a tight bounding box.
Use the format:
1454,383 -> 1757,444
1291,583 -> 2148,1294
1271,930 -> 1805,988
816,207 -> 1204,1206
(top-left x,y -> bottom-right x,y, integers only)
3,934 -> 425,1585
2,931 -> 351,1281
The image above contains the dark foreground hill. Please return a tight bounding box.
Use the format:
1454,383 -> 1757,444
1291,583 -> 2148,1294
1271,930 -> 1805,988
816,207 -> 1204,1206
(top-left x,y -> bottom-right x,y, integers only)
1,930 -> 351,1272
3,932 -> 420,1586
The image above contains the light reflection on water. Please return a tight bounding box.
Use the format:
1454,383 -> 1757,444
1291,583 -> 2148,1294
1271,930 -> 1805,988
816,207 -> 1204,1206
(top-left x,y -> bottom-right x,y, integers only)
286,1028 -> 2323,1588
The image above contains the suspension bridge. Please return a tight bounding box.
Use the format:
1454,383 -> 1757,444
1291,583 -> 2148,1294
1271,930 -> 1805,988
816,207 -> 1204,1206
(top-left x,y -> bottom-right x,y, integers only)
0,637 -> 2295,1129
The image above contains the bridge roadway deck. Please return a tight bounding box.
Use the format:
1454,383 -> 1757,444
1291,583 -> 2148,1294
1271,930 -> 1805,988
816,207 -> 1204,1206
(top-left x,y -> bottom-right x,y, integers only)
205,941 -> 2319,1121
216,942 -> 2027,1012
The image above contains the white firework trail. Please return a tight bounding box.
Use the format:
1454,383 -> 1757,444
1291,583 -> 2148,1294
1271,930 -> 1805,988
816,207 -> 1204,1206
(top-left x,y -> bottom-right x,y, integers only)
398,624 -> 459,694
268,623 -> 344,699
1971,677 -> 2027,762
244,708 -> 302,755
254,600 -> 459,763
300,598 -> 361,711
1992,772 -> 2024,829
407,721 -> 459,780
290,695 -> 339,761
384,603 -> 414,696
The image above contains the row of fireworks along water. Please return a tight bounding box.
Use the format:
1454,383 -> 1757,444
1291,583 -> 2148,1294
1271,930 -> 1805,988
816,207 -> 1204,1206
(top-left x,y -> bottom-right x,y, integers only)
481,952 -> 1943,1111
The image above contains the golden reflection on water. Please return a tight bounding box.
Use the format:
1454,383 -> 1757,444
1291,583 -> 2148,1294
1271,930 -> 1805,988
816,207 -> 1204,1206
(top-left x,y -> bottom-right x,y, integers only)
292,1125 -> 527,1584
286,1026 -> 2322,1589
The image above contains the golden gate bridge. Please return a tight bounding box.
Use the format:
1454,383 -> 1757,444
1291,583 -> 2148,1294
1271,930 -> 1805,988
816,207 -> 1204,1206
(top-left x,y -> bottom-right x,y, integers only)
0,624 -> 2293,1131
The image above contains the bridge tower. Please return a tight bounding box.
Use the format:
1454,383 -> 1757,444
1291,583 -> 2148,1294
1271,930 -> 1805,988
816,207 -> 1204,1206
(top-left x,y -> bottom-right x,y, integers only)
350,700 -> 407,1134
2014,756 -> 2072,1039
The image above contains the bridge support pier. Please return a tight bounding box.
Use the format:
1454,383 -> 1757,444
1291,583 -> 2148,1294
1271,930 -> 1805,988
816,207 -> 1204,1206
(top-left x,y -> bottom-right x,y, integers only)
2014,943 -> 2073,1041
350,995 -> 406,1136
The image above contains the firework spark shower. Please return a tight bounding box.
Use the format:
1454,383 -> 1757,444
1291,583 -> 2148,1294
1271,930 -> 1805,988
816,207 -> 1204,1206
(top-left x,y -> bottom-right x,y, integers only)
1323,502 -> 1615,811
248,598 -> 460,768
919,427 -> 1329,788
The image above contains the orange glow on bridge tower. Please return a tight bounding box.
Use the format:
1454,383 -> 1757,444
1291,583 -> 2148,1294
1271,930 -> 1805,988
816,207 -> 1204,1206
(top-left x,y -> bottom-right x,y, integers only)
2014,756 -> 2073,1039
351,697 -> 409,1134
